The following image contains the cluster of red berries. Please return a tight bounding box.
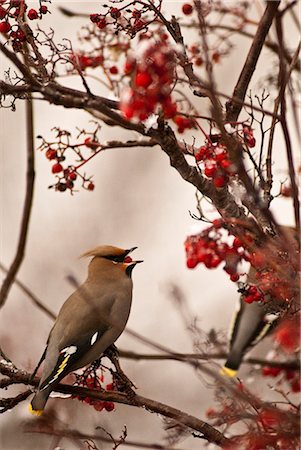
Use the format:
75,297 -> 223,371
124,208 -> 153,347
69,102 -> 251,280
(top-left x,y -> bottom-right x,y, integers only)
173,115 -> 195,133
254,268 -> 295,303
0,1 -> 48,41
274,317 -> 300,353
195,137 -> 236,188
242,285 -> 264,304
43,140 -> 96,193
90,6 -> 148,36
120,37 -> 178,121
73,375 -> 115,412
262,365 -> 300,393
0,1 -> 48,52
185,223 -> 250,283
69,52 -> 104,71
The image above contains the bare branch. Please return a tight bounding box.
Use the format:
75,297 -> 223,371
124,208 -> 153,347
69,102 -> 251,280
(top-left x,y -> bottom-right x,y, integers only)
0,359 -> 229,447
0,96 -> 35,308
226,1 -> 281,122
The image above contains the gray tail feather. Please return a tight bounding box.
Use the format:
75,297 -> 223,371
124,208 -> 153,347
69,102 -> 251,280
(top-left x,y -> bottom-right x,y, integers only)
30,388 -> 51,413
224,351 -> 242,371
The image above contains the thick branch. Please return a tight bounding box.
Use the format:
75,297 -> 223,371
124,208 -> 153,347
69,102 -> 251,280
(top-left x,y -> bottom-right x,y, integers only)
0,97 -> 35,308
226,1 -> 281,122
0,361 -> 229,446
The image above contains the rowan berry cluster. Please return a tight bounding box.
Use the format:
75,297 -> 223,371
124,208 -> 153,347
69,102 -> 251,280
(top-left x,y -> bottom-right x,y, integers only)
262,365 -> 300,393
72,370 -> 115,412
120,36 -> 178,122
184,222 -> 249,282
0,1 -> 48,51
37,129 -> 99,193
89,1 -> 161,38
195,136 -> 236,188
69,52 -> 104,71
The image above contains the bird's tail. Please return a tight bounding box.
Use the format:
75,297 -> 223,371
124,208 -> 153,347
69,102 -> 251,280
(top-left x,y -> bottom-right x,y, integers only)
29,388 -> 51,416
220,352 -> 240,377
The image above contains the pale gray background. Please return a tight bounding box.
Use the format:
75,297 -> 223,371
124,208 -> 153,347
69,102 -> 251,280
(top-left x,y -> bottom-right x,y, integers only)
0,1 -> 299,449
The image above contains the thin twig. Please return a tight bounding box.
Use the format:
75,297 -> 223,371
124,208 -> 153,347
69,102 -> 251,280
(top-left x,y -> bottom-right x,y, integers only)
275,16 -> 300,235
0,263 -> 56,320
264,39 -> 301,205
0,96 -> 35,308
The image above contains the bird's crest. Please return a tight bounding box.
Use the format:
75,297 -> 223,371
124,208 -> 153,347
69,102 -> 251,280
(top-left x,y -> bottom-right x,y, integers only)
81,245 -> 128,258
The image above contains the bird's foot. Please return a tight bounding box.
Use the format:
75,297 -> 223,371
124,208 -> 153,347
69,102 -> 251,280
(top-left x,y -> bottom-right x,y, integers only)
105,345 -> 137,395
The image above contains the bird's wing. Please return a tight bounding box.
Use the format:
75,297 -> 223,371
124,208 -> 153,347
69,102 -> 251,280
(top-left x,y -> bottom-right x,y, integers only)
229,297 -> 278,351
39,323 -> 109,391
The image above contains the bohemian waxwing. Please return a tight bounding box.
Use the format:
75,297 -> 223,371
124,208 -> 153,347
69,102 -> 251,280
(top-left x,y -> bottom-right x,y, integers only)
221,226 -> 298,377
29,245 -> 142,415
221,285 -> 279,377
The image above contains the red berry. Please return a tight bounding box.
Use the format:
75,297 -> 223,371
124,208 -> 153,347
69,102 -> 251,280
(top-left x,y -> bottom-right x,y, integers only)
182,3 -> 193,15
0,21 -> 11,33
291,379 -> 300,392
122,105 -> 134,119
212,219 -> 222,228
90,13 -> 100,23
104,401 -> 114,412
285,369 -> 296,380
39,5 -> 48,14
275,321 -> 300,353
46,149 -> 57,160
87,182 -> 95,191
97,18 -> 106,29
259,409 -> 280,428
94,401 -> 105,411
250,251 -> 265,268
186,257 -> 197,269
262,366 -> 282,377
195,57 -> 203,66
27,8 -> 38,20
163,101 -> 177,119
109,66 -> 118,75
124,59 -> 135,75
244,295 -> 255,304
212,51 -> 221,63
204,165 -> 217,178
110,7 -> 121,18
106,383 -> 114,391
68,172 -> 77,181
220,158 -> 231,170
213,175 -> 226,188
206,408 -> 216,418
84,137 -> 99,149
135,71 -> 152,88
52,163 -> 63,174
233,237 -> 243,249
230,273 -> 240,282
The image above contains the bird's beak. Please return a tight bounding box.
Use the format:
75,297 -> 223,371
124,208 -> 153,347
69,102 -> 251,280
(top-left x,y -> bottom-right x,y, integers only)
124,247 -> 143,265
126,246 -> 138,255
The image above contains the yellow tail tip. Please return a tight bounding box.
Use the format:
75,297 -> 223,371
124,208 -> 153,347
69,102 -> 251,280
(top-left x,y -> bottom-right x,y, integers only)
220,366 -> 238,378
29,403 -> 43,416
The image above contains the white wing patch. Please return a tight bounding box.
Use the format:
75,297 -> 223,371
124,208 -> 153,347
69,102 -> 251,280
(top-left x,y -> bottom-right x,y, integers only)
91,332 -> 98,345
61,345 -> 77,355
264,313 -> 279,323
